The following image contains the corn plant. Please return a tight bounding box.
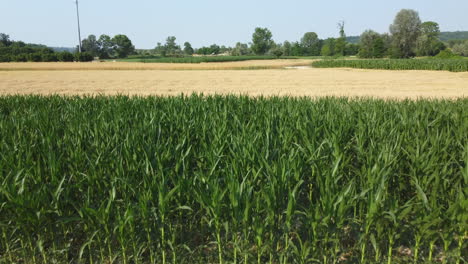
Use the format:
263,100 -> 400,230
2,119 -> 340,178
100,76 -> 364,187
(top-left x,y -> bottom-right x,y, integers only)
0,95 -> 466,263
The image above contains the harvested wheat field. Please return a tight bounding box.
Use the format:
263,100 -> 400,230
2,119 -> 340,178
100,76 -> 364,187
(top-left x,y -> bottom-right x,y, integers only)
0,60 -> 312,71
0,61 -> 467,99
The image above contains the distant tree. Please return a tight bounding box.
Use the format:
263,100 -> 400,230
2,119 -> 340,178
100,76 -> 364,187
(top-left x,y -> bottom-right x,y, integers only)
154,42 -> 165,56
270,46 -> 283,58
112,34 -> 135,58
209,44 -> 221,55
251,27 -> 274,55
416,21 -> 445,56
389,9 -> 422,58
452,40 -> 468,56
290,42 -> 303,56
164,36 -> 181,56
282,41 -> 292,56
335,21 -> 346,55
74,52 -> 94,62
358,30 -> 386,58
231,42 -> 250,56
219,45 -> 230,54
183,42 -> 194,55
57,51 -> 75,62
0,33 -> 11,46
300,32 -> 321,56
98,34 -> 113,59
321,38 -> 336,56
81,35 -> 100,57
345,43 -> 359,56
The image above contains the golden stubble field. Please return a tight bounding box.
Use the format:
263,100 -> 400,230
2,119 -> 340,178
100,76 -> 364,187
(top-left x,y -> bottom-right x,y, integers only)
1,60 -> 467,99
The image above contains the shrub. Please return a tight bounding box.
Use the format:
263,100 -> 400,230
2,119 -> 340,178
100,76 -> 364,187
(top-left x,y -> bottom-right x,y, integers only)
74,52 -> 94,62
0,55 -> 11,62
13,54 -> 28,62
28,52 -> 42,62
41,53 -> 58,62
57,51 -> 75,62
434,49 -> 462,59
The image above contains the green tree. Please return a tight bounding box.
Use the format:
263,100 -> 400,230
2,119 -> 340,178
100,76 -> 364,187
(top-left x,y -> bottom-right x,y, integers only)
154,42 -> 165,56
251,27 -> 274,55
98,34 -> 113,59
209,44 -> 221,55
270,46 -> 283,58
389,9 -> 422,58
111,34 -> 135,58
183,42 -> 194,55
231,42 -> 250,56
164,36 -> 181,56
335,21 -> 346,56
290,42 -> 303,56
452,40 -> 468,56
321,38 -> 336,56
282,41 -> 292,56
359,30 -> 386,58
81,35 -> 100,57
416,21 -> 445,56
0,33 -> 11,46
300,32 -> 321,56
345,43 -> 359,56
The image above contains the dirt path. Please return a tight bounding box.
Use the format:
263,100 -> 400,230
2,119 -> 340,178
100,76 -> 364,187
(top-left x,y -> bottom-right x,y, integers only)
1,67 -> 467,99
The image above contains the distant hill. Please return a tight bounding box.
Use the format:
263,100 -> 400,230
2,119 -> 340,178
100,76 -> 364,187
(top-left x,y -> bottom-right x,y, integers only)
346,31 -> 468,44
50,47 -> 75,52
439,31 -> 468,41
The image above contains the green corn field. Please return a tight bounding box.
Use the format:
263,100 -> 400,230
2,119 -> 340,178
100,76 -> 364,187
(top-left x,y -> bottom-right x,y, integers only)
116,56 -> 296,63
312,59 -> 468,72
0,95 -> 466,263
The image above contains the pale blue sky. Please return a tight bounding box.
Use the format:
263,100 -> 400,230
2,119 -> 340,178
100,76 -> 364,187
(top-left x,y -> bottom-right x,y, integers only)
1,0 -> 467,49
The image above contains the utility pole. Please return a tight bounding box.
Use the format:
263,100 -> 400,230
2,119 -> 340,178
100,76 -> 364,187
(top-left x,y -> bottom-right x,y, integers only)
75,0 -> 82,53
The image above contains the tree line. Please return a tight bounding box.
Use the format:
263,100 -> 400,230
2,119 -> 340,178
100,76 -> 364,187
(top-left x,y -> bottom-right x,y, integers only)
142,9 -> 467,59
1,9 -> 467,62
0,33 -> 135,62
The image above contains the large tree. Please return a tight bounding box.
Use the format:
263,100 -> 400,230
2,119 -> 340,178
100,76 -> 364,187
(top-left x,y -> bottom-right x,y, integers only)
231,42 -> 250,56
98,34 -> 113,59
111,34 -> 135,58
335,21 -> 347,56
164,36 -> 181,56
321,38 -> 336,56
251,27 -> 274,55
358,30 -> 386,58
183,42 -> 194,55
300,32 -> 320,56
0,33 -> 11,47
81,35 -> 100,57
415,21 -> 445,56
389,9 -> 422,58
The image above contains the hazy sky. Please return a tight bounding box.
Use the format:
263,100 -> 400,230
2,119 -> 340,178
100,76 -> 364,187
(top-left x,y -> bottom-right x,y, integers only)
1,0 -> 467,49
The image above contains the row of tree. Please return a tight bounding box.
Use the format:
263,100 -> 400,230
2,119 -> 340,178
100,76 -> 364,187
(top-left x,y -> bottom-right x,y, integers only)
147,9 -> 466,59
2,9 -> 467,61
0,33 -> 93,62
80,34 -> 135,58
149,27 -> 359,58
358,10 -> 446,58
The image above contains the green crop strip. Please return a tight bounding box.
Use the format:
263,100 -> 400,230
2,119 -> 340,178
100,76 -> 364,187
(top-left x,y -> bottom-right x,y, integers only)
312,59 -> 468,72
0,95 -> 466,263
114,56 -> 299,63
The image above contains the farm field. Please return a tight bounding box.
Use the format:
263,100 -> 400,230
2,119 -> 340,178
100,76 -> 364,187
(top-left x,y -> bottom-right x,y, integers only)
0,96 -> 466,263
0,60 -> 312,71
0,62 -> 467,98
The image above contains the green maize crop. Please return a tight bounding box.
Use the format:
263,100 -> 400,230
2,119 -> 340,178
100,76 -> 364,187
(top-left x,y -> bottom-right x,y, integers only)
115,55 -> 298,63
312,59 -> 468,72
0,95 -> 466,263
